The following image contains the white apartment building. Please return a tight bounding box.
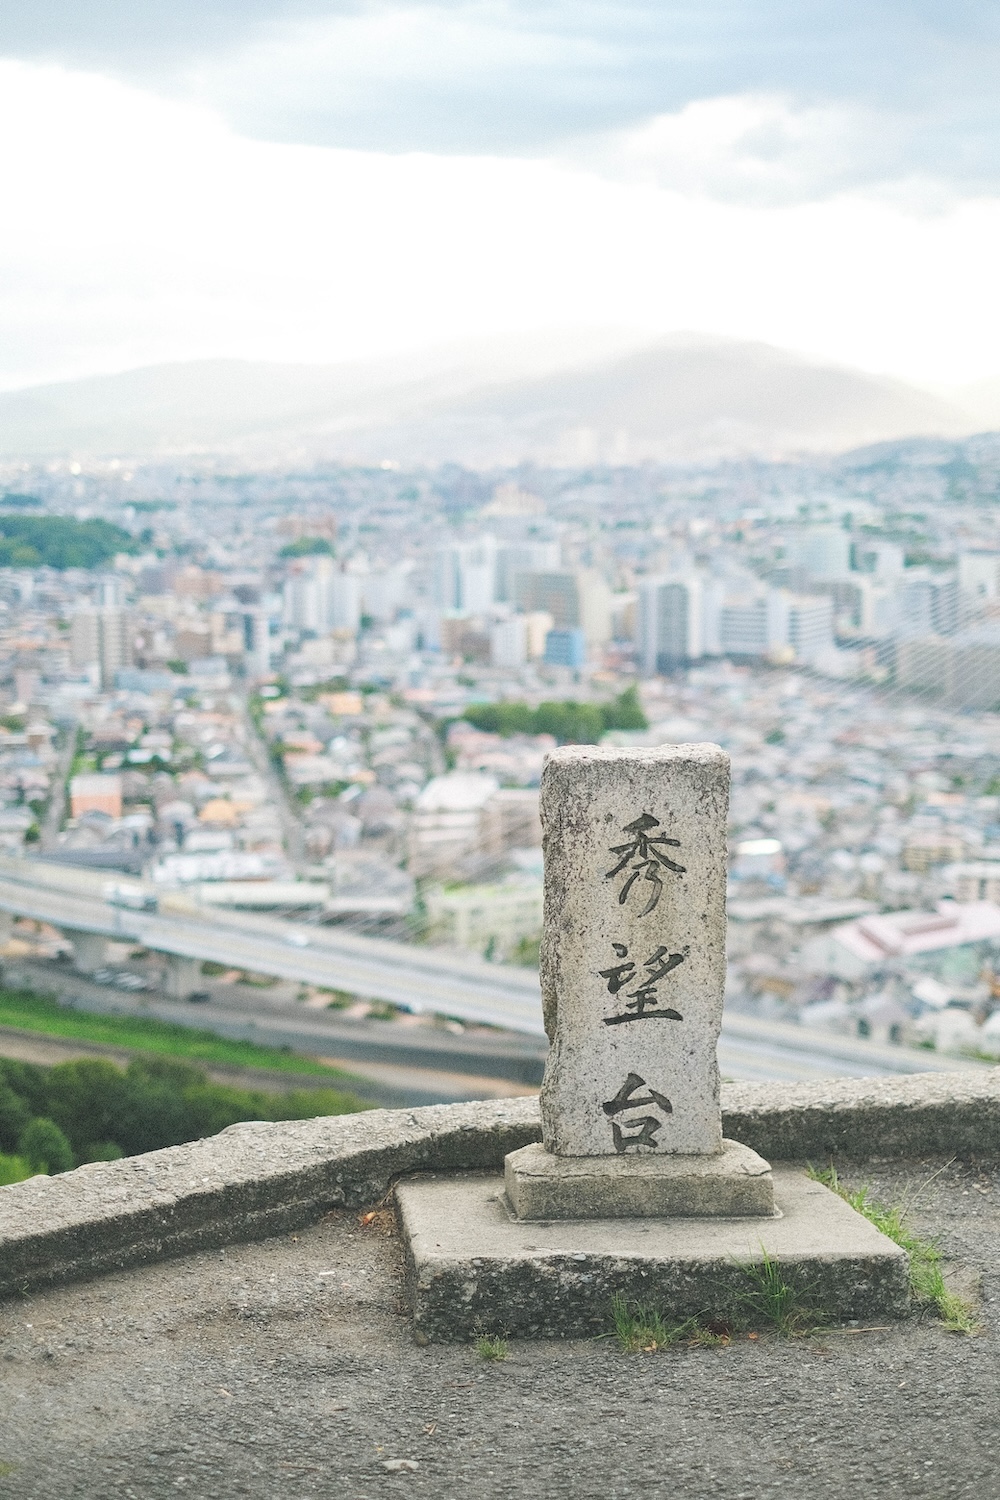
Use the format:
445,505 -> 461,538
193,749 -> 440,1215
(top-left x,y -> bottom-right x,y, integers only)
70,605 -> 135,689
784,594 -> 835,665
283,557 -> 361,635
490,615 -> 528,669
434,537 -> 496,613
494,542 -> 561,603
784,526 -> 852,579
958,551 -> 1000,602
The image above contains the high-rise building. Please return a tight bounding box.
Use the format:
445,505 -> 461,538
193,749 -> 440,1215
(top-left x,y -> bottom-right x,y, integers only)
703,586 -> 789,660
516,568 -> 613,645
361,561 -> 412,623
544,627 -> 587,668
717,596 -> 772,657
283,557 -> 360,634
637,577 -> 703,675
899,572 -> 958,637
434,537 -> 496,613
490,616 -> 528,669
785,594 -> 835,665
70,606 -> 134,689
495,542 -> 561,603
516,570 -> 579,627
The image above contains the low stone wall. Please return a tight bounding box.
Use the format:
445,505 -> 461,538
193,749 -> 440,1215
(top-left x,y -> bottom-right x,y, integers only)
1,1070 -> 998,1301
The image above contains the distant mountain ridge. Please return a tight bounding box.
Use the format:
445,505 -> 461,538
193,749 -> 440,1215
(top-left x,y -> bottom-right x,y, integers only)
0,334 -> 986,466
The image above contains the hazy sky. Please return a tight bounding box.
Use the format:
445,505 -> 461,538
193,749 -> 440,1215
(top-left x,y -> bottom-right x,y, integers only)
3,2 -> 1000,389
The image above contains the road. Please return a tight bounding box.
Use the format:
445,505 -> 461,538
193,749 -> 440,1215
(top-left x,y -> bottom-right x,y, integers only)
0,856 -> 990,1084
0,866 -> 547,1033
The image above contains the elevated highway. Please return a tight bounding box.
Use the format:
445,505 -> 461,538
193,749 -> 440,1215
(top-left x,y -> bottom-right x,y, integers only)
0,858 -> 546,1034
0,857 -> 988,1082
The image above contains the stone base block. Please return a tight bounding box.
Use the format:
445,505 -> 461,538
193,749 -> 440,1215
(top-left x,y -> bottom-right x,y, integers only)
397,1167 -> 910,1343
505,1138 -> 774,1220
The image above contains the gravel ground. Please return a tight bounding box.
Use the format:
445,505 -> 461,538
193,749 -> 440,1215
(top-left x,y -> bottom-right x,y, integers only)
0,1155 -> 996,1500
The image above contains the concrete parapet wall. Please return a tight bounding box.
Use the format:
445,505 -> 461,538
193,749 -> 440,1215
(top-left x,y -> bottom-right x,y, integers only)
723,1070 -> 1000,1161
1,1071 -> 998,1301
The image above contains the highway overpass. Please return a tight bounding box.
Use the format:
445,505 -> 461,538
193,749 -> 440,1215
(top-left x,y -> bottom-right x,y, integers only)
0,857 -> 547,1033
0,856 -> 988,1082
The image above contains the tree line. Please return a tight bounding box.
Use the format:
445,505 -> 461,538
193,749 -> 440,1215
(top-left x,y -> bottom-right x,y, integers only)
0,515 -> 140,569
0,1054 -> 367,1184
461,685 -> 648,744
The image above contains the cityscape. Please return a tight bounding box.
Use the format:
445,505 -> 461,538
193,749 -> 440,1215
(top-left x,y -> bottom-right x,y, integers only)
0,435 -> 998,1096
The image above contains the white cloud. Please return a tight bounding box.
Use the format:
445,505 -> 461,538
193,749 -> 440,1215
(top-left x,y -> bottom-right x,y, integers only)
562,95 -> 940,209
1,58 -> 1000,391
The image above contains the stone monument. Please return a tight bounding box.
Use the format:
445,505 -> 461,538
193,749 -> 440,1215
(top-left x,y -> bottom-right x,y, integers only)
396,743 -> 911,1342
505,743 -> 773,1219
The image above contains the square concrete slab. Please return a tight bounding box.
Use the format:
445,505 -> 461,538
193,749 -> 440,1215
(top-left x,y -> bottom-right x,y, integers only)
397,1167 -> 910,1342
505,1138 -> 774,1220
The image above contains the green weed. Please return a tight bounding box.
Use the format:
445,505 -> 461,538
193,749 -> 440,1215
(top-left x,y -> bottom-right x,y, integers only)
609,1292 -> 730,1352
808,1164 -> 975,1333
475,1335 -> 509,1361
733,1247 -> 824,1337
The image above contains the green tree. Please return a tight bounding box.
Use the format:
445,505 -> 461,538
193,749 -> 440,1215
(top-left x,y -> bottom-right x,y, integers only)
602,685 -> 648,732
463,702 -> 534,735
462,685 -> 646,745
80,1142 -> 125,1163
279,537 -> 333,558
0,1152 -> 32,1185
0,1040 -> 368,1169
0,1058 -> 47,1118
0,516 -> 137,569
534,700 -> 606,743
0,1082 -> 30,1153
18,1116 -> 75,1174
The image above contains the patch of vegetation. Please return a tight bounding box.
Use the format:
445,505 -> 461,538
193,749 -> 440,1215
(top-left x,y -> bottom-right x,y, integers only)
808,1165 -> 975,1332
610,1252 -> 828,1352
475,1334 -> 509,1361
18,1114 -> 74,1174
511,934 -> 541,968
734,1248 -> 825,1337
462,686 -> 647,745
0,1052 -> 368,1172
0,986 -> 361,1079
610,1293 -> 730,1352
279,536 -> 334,558
366,1000 -> 402,1021
0,515 -> 138,569
0,1151 -> 32,1185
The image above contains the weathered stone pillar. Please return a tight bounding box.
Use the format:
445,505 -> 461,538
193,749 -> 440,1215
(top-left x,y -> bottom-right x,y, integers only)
506,743 -> 774,1217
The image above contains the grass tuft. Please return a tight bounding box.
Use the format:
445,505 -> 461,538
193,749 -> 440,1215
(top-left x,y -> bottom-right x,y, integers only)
475,1335 -> 509,1361
733,1247 -> 824,1337
609,1292 -> 731,1352
808,1164 -> 975,1333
